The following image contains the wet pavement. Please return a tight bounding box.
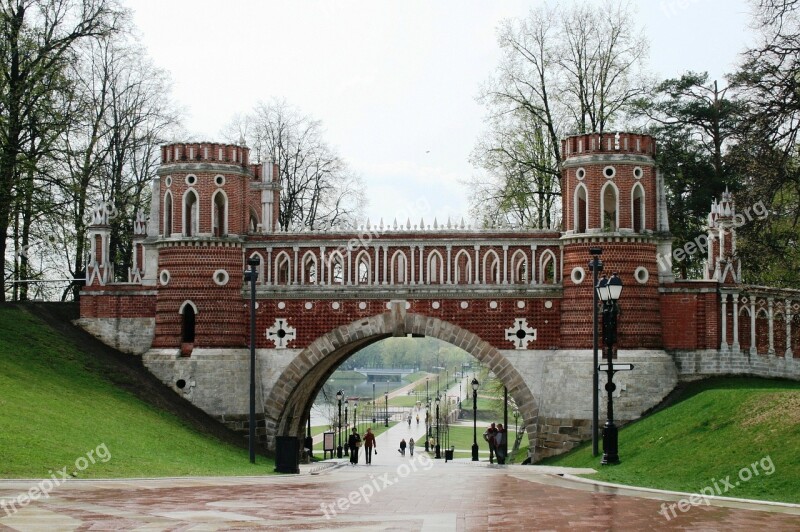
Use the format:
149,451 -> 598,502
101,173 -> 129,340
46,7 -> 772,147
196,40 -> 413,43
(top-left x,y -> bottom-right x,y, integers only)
1,459 -> 798,531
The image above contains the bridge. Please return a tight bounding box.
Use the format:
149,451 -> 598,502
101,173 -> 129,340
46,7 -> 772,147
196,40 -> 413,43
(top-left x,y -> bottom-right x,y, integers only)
77,132 -> 800,463
353,368 -> 416,382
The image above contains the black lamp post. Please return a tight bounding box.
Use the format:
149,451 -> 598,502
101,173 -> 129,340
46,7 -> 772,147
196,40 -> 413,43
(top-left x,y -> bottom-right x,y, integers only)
336,389 -> 343,458
513,409 -> 519,435
384,391 -> 389,427
372,383 -> 376,423
344,398 -> 349,456
471,378 -> 479,461
598,272 -> 623,465
435,395 -> 441,459
589,248 -> 603,457
354,399 -> 359,435
243,256 -> 259,464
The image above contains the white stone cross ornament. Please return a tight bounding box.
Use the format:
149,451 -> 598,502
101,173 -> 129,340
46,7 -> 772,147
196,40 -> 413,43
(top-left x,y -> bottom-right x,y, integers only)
266,318 -> 296,349
505,318 -> 537,350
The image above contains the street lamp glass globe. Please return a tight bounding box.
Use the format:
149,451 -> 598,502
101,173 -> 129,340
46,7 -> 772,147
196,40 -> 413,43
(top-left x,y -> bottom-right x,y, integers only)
344,398 -> 348,406
435,396 -> 440,406
336,390 -> 343,401
471,378 -> 479,391
596,276 -> 610,302
608,273 -> 623,300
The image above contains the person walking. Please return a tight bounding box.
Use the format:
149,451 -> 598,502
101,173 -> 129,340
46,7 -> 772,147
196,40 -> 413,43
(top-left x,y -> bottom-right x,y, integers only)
399,438 -> 407,456
363,427 -> 376,465
348,427 -> 361,465
483,422 -> 497,464
408,437 -> 415,457
408,414 -> 412,428
494,424 -> 507,465
416,413 -> 420,425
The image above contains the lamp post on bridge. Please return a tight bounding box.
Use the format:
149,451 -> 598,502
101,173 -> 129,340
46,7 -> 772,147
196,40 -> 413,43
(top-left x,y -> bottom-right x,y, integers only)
353,399 -> 359,436
435,395 -> 441,459
384,391 -> 388,427
336,389 -> 343,459
471,378 -> 479,461
344,398 -> 349,456
372,383 -> 376,424
589,247 -> 604,457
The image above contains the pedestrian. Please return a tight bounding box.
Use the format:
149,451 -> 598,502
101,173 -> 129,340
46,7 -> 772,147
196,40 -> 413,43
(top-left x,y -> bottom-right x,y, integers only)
399,438 -> 407,456
483,422 -> 497,464
363,427 -> 376,465
416,413 -> 419,425
348,427 -> 361,465
408,414 -> 412,427
409,437 -> 415,456
494,423 -> 507,465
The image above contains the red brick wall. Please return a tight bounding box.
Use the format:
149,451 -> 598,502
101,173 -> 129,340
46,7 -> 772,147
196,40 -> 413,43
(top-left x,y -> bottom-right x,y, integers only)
80,288 -> 156,318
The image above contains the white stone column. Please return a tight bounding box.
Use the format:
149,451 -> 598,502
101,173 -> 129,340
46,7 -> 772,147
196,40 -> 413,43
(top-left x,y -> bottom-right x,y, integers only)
750,299 -> 757,356
347,248 -> 352,285
382,245 -> 388,285
267,247 -> 272,285
320,246 -> 326,286
410,245 -> 416,285
786,299 -> 793,358
419,245 -> 425,285
768,298 -> 775,355
474,245 -> 480,285
502,245 -> 509,285
732,293 -> 740,352
374,245 -> 380,285
293,246 -> 299,285
446,245 -> 452,284
530,245 -> 537,285
720,292 -> 729,351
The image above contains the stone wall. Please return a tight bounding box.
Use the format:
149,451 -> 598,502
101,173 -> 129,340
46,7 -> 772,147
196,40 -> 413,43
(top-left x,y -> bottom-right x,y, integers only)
672,348 -> 800,381
75,317 -> 155,355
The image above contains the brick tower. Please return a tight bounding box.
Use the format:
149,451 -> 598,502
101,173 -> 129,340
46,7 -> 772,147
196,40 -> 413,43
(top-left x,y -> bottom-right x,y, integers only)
559,132 -> 671,349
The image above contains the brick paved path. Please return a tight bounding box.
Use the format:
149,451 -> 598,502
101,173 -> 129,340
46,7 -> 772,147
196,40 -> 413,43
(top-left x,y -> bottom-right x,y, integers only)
1,462 -> 798,530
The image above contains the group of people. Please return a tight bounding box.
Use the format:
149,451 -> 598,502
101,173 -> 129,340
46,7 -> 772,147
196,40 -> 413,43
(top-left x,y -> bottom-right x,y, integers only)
482,422 -> 508,464
398,437 -> 414,456
346,427 -> 377,465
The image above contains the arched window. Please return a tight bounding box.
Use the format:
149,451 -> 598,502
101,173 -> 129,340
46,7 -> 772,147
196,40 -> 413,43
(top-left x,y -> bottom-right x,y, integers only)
302,252 -> 317,284
601,182 -> 619,232
183,189 -> 199,237
391,250 -> 408,284
510,250 -> 528,284
427,250 -> 444,284
275,252 -> 291,285
632,183 -> 645,233
328,252 -> 344,284
179,301 -> 197,344
163,191 -> 173,237
483,250 -> 500,284
574,184 -> 588,233
454,250 -> 472,284
540,250 -> 557,284
248,208 -> 259,233
248,252 -> 264,284
212,190 -> 227,237
355,251 -> 371,285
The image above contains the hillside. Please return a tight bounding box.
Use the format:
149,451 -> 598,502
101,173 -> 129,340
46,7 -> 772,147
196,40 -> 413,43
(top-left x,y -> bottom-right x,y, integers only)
0,303 -> 274,477
541,377 -> 800,503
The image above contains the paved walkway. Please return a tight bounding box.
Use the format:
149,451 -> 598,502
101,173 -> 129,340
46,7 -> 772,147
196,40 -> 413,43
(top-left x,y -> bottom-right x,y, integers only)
1,462 -> 797,530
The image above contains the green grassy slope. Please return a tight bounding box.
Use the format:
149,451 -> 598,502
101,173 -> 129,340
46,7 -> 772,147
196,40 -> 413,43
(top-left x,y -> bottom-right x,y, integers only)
0,305 -> 274,477
541,377 -> 800,503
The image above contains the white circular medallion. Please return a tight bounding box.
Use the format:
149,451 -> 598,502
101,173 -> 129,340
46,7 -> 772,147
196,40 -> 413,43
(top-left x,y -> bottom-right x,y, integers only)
432,301 -> 440,310
332,301 -> 340,310
516,300 -> 525,309
576,167 -> 586,180
635,266 -> 650,284
489,301 -> 498,309
212,269 -> 229,286
544,300 -> 553,309
304,302 -> 313,310
358,301 -> 367,310
159,269 -> 170,285
571,266 -> 586,285
277,301 -> 286,310
460,301 -> 469,309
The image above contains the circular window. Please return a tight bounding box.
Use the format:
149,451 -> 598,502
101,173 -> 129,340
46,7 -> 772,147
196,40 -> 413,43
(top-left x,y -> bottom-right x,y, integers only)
635,267 -> 649,284
603,166 -> 616,179
159,269 -> 170,285
212,269 -> 229,286
460,301 -> 469,309
489,301 -> 498,309
277,301 -> 286,310
165,176 -> 172,187
431,301 -> 441,310
304,302 -> 313,310
576,168 -> 586,180
214,175 -> 225,186
571,266 -> 586,285
358,301 -> 367,310
332,301 -> 341,310
633,166 -> 643,179
185,174 -> 197,186
176,379 -> 186,389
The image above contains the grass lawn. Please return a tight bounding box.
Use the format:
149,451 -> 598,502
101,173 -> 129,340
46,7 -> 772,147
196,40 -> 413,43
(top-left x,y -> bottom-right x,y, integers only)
403,371 -> 428,382
388,394 -> 425,407
541,377 -> 800,504
0,306 -> 275,478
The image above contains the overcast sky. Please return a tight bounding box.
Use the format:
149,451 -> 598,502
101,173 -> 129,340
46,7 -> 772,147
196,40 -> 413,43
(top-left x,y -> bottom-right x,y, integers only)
129,0 -> 755,226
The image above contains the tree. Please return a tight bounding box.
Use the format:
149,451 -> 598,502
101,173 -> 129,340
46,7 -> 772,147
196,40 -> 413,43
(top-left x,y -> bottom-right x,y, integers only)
471,1 -> 648,227
223,99 -> 365,231
634,72 -> 743,278
0,0 -> 121,301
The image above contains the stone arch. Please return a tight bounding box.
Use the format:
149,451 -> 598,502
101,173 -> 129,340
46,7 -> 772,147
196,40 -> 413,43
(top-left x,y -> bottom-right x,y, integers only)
600,181 -> 619,232
301,251 -> 317,284
390,250 -> 408,284
631,182 -> 645,233
182,188 -> 199,237
510,249 -> 527,284
163,190 -> 173,237
354,250 -> 371,285
426,249 -> 444,284
574,183 -> 588,233
482,249 -> 501,284
263,309 -> 540,455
